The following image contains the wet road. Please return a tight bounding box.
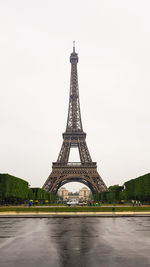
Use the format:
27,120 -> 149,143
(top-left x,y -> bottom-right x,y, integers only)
0,217 -> 150,267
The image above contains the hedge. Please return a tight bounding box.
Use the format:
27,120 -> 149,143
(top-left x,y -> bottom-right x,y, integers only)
0,174 -> 55,205
28,188 -> 55,203
124,173 -> 150,201
0,173 -> 28,204
94,173 -> 150,203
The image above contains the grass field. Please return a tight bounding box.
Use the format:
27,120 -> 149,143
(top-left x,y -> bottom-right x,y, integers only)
0,206 -> 150,212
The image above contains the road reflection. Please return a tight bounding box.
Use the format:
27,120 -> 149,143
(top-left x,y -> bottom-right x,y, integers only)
0,217 -> 150,267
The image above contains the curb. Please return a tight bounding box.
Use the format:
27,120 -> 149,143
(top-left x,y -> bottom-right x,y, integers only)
0,212 -> 150,218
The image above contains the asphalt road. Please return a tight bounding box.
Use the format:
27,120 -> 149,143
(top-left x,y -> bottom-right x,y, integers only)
0,217 -> 150,267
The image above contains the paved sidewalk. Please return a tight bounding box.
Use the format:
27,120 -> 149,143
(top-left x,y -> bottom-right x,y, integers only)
0,211 -> 150,217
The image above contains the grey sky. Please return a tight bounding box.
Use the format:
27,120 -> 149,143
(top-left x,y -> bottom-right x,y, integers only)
0,0 -> 150,192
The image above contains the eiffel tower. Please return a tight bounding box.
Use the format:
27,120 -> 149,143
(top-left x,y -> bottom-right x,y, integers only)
43,43 -> 107,194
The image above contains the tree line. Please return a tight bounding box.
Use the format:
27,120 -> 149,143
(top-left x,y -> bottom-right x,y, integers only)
94,173 -> 150,203
0,174 -> 55,205
0,173 -> 150,205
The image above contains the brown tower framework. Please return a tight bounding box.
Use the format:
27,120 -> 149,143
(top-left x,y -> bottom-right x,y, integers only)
43,43 -> 107,194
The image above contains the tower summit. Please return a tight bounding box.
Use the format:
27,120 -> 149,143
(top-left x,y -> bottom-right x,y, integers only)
43,44 -> 107,194
66,41 -> 82,133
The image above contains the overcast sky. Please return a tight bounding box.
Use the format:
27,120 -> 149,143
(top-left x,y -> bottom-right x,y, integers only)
0,0 -> 150,192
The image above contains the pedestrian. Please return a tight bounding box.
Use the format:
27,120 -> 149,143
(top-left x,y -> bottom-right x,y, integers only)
28,201 -> 32,207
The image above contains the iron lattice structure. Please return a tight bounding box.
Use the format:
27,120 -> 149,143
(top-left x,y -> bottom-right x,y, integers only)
43,44 -> 107,194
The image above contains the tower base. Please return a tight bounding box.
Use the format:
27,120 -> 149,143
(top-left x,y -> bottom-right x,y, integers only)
43,162 -> 107,194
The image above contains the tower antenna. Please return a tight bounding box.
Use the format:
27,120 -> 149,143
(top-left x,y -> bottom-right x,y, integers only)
73,41 -> 75,52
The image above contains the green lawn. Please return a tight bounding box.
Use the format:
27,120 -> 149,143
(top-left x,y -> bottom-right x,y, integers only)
0,206 -> 150,212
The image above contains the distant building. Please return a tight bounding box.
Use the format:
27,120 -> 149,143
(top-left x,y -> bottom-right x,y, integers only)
58,186 -> 91,202
79,187 -> 91,201
58,187 -> 69,201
